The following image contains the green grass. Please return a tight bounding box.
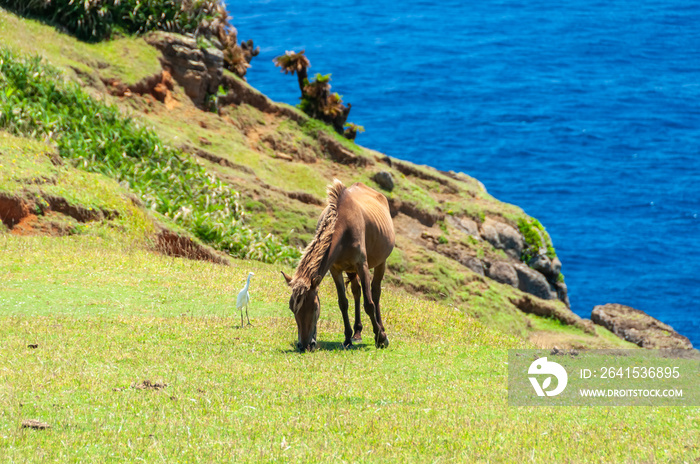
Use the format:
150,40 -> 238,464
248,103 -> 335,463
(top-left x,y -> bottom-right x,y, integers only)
1,8 -> 693,462
0,132 -> 57,190
0,235 -> 698,462
0,8 -> 161,85
244,196 -> 319,248
0,131 -> 156,241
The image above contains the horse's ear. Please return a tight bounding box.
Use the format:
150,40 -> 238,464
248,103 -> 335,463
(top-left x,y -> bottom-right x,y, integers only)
281,271 -> 293,286
311,275 -> 322,289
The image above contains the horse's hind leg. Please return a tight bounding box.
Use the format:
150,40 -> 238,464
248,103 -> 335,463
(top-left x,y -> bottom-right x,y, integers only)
348,273 -> 363,341
331,268 -> 354,347
357,262 -> 389,349
371,261 -> 388,348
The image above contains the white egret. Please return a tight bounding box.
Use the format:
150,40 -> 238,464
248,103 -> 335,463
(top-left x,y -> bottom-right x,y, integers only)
236,272 -> 254,327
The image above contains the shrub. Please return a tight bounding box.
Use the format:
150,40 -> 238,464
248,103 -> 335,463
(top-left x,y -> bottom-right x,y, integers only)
517,217 -> 556,263
0,48 -> 299,264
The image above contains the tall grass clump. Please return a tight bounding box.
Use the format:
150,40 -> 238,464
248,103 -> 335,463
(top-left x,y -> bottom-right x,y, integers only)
0,49 -> 299,264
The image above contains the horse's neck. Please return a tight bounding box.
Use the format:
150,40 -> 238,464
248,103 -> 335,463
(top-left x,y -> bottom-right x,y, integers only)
316,233 -> 343,278
297,214 -> 344,284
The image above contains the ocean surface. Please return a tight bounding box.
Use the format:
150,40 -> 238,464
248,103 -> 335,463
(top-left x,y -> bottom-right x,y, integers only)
232,0 -> 700,347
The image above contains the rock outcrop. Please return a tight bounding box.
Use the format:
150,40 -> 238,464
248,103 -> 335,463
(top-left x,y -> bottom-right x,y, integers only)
446,215 -> 480,238
456,216 -> 567,306
511,295 -> 595,334
591,303 -> 694,349
484,261 -> 518,287
480,217 -> 523,260
513,263 -> 558,301
146,32 -> 223,108
372,171 -> 394,192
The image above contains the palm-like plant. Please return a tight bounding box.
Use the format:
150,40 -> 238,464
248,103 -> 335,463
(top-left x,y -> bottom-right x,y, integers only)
323,93 -> 345,117
343,122 -> 365,141
302,73 -> 330,105
273,50 -> 311,95
275,52 -> 357,138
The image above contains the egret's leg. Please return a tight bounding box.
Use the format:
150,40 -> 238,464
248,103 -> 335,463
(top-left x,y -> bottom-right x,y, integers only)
240,308 -> 244,328
246,304 -> 252,326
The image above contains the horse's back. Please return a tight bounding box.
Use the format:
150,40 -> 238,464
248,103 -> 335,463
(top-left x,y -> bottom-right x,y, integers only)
342,183 -> 395,265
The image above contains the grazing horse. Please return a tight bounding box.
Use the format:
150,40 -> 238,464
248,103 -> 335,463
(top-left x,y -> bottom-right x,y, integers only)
281,179 -> 395,352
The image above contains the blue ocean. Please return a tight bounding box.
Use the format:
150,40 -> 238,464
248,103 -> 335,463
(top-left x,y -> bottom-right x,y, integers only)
232,0 -> 700,347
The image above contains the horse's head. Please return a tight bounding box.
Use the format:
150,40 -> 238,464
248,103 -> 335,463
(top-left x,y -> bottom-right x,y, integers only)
282,271 -> 322,352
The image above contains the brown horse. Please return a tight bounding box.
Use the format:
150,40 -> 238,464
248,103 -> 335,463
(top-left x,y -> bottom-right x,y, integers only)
281,179 -> 395,351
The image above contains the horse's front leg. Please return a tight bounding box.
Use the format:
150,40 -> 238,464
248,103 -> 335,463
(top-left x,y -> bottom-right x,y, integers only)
330,268 -> 354,347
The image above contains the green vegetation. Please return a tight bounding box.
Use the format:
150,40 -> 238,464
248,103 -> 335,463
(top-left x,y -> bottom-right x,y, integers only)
518,217 -> 557,262
1,235 -> 697,462
0,49 -> 297,264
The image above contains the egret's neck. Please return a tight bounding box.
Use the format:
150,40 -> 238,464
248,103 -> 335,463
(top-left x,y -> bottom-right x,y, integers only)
244,275 -> 252,288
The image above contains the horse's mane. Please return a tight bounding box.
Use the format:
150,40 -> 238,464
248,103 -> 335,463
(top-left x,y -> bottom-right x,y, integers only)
291,179 -> 346,308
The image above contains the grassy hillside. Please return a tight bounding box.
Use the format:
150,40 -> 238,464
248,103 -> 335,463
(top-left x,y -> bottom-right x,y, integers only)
1,236 -> 698,462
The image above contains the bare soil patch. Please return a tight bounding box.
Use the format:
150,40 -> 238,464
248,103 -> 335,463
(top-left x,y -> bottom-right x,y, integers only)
46,196 -> 118,222
0,193 -> 31,228
104,70 -> 176,106
10,212 -> 76,237
155,229 -> 230,265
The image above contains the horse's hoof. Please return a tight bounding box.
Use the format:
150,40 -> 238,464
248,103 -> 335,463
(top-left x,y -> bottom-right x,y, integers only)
351,334 -> 362,342
343,340 -> 353,348
375,333 -> 389,349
